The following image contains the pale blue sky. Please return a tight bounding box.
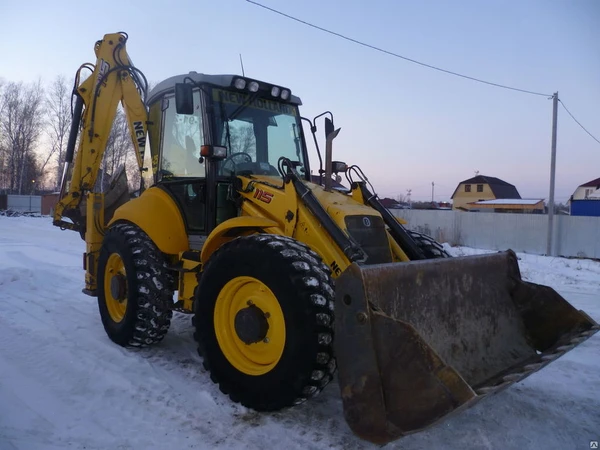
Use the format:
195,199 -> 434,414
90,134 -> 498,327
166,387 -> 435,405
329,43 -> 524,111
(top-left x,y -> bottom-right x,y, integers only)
1,0 -> 598,202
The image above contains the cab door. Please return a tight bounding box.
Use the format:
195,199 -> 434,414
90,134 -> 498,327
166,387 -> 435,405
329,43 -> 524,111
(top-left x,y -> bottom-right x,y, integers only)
148,90 -> 208,239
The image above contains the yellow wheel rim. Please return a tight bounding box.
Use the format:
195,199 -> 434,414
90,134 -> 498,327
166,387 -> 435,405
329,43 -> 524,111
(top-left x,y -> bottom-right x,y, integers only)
214,276 -> 286,376
104,253 -> 128,323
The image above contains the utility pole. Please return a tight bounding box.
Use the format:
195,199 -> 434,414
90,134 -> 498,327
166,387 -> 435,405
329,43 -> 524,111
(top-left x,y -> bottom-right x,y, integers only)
546,92 -> 558,256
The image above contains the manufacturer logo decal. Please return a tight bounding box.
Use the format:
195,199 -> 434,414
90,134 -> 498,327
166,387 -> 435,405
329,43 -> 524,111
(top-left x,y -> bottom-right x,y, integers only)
330,260 -> 342,276
94,59 -> 110,91
362,217 -> 371,227
133,121 -> 146,152
254,188 -> 274,204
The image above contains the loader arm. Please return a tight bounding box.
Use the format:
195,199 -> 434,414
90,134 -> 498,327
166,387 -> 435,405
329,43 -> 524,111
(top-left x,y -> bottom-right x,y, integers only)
52,32 -> 149,294
53,32 -> 148,234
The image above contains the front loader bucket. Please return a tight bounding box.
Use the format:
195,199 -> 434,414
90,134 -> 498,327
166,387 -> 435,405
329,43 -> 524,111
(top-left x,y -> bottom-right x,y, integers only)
334,250 -> 599,445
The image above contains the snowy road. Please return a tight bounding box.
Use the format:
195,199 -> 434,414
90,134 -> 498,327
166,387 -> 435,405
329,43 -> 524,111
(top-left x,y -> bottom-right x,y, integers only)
1,216 -> 598,450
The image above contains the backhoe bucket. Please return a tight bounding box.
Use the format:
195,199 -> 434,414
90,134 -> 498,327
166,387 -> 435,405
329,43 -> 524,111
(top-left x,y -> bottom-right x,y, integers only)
334,250 -> 598,444
78,165 -> 130,226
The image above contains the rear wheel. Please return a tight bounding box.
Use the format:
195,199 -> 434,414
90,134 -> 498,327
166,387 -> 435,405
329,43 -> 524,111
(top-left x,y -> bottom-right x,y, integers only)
194,234 -> 336,411
408,230 -> 451,259
97,223 -> 174,347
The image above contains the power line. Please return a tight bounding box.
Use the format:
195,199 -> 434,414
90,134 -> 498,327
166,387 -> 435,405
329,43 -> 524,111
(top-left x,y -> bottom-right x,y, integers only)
246,0 -> 551,97
558,99 -> 600,145
248,1 -> 599,150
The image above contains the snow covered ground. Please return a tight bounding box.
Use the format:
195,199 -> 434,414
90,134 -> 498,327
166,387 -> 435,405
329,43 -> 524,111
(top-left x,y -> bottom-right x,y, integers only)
1,216 -> 598,450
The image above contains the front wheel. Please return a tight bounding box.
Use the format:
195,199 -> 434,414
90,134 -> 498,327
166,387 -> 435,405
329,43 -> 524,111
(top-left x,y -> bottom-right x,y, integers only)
97,223 -> 174,347
194,234 -> 336,411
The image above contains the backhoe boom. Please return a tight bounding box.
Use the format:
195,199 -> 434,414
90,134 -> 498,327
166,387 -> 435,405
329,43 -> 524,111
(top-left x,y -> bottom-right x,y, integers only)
53,32 -> 148,293
53,32 -> 147,233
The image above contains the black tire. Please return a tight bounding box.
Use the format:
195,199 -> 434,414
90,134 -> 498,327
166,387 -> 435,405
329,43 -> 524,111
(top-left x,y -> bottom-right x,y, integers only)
408,230 -> 452,259
194,234 -> 336,411
97,222 -> 174,347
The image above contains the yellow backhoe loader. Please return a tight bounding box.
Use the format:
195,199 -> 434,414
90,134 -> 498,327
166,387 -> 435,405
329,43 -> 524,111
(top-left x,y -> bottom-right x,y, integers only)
53,32 -> 598,444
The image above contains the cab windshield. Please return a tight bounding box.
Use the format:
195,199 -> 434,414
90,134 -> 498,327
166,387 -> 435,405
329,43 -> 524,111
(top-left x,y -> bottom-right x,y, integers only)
212,88 -> 307,177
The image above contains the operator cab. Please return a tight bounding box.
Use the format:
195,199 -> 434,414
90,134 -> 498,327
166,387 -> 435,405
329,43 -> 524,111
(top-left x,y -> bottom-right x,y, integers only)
145,73 -> 310,244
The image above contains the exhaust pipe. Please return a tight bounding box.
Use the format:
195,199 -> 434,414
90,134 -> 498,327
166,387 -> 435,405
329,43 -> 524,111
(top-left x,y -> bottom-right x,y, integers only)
323,117 -> 340,192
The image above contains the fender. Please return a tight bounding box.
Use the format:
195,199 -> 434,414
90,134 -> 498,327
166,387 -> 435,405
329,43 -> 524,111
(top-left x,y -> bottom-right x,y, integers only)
201,216 -> 281,264
108,186 -> 188,255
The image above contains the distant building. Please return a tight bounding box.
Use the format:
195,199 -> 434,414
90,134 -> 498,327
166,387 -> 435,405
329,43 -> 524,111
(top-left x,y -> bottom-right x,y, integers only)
42,193 -> 60,216
451,175 -> 521,211
569,177 -> 600,217
571,177 -> 600,200
379,198 -> 411,209
467,198 -> 545,214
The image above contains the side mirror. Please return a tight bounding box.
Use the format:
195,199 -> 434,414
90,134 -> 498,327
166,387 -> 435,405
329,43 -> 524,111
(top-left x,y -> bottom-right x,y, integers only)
175,83 -> 194,115
325,117 -> 335,139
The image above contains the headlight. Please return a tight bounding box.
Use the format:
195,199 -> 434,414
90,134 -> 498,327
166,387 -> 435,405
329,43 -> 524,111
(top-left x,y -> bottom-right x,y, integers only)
271,86 -> 281,97
248,81 -> 259,92
280,89 -> 290,100
234,78 -> 246,89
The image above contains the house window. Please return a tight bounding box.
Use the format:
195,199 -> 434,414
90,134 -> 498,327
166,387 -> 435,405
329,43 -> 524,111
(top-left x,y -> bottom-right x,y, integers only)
465,184 -> 471,192
585,188 -> 592,198
477,184 -> 483,192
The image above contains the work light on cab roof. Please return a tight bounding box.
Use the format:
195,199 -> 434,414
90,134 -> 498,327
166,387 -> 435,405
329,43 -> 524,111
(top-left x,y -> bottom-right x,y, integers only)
231,76 -> 291,100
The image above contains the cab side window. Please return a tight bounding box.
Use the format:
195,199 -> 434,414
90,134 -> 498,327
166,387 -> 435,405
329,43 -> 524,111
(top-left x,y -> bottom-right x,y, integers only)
161,91 -> 205,178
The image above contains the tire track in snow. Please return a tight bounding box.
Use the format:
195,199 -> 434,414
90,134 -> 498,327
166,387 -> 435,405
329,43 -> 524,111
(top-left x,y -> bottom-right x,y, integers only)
0,249 -> 95,331
107,312 -> 370,450
0,320 -> 118,449
0,314 -> 230,449
3,218 -> 599,450
0,219 -> 395,448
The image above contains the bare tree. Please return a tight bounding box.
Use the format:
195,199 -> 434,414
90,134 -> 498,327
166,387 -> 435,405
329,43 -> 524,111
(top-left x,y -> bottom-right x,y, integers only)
111,108 -> 144,194
98,108 -> 134,191
46,75 -> 72,191
0,80 -> 45,194
395,194 -> 408,203
0,144 -> 6,193
229,123 -> 256,157
125,148 -> 142,193
0,79 -> 6,193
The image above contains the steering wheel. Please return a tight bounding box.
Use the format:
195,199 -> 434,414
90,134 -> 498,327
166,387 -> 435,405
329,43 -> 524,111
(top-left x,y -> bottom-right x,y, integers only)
221,152 -> 253,174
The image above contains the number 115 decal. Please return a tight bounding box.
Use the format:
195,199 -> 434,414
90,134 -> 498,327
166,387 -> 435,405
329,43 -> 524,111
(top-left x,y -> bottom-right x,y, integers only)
254,188 -> 274,204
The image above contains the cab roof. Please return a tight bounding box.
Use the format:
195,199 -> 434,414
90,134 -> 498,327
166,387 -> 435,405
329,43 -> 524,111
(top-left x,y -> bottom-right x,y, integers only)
147,72 -> 302,106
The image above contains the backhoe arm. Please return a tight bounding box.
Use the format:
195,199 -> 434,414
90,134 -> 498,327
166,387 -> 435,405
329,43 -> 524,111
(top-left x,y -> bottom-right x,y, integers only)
53,32 -> 148,294
53,32 -> 148,234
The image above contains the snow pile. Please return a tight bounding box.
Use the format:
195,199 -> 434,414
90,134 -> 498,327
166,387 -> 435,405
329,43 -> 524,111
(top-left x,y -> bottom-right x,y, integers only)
0,209 -> 43,218
1,216 -> 599,450
445,243 -> 600,294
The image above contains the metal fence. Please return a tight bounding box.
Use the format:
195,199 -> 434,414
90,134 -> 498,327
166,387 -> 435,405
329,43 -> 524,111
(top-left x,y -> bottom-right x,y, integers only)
2,195 -> 597,258
392,209 -> 600,259
3,195 -> 42,213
